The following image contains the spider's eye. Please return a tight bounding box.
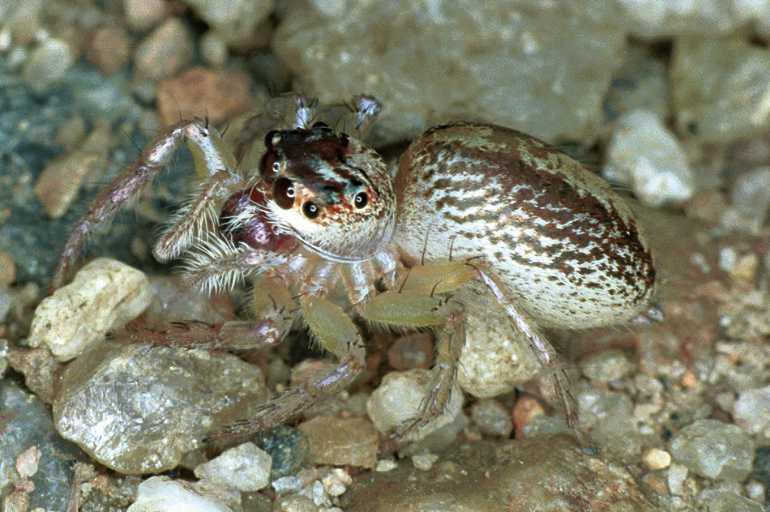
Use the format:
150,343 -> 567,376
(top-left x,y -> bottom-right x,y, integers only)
271,161 -> 281,173
353,191 -> 368,209
302,201 -> 320,219
273,177 -> 295,209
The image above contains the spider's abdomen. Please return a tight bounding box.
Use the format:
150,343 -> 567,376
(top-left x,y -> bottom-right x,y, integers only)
394,122 -> 655,329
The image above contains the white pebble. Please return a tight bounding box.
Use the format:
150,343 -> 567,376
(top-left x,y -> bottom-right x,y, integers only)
667,463 -> 688,496
375,459 -> 398,472
411,453 -> 439,471
28,258 -> 154,361
127,476 -> 233,512
321,468 -> 351,497
15,446 -> 41,479
642,448 -> 671,470
194,442 -> 271,492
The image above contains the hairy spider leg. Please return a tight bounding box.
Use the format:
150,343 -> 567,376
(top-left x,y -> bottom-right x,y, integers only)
52,119 -> 239,289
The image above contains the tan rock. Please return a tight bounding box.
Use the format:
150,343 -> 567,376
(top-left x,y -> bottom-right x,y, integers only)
298,416 -> 378,469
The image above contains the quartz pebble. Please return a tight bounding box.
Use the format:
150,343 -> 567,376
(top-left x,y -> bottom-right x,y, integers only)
127,476 -> 232,512
670,419 -> 755,481
28,258 -> 153,362
643,448 -> 672,471
53,342 -> 268,474
22,38 -> 75,93
667,463 -> 688,496
124,0 -> 168,31
181,0 -> 274,47
298,416 -> 379,469
580,349 -> 635,383
734,386 -> 770,436
603,109 -> 694,207
274,1 -> 625,145
470,399 -> 513,438
367,369 -> 463,442
194,442 -> 271,492
672,37 -> 770,143
156,67 -> 254,126
15,446 -> 41,479
411,453 -> 438,471
134,18 -> 194,80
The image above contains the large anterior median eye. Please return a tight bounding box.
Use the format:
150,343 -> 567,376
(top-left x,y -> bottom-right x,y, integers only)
273,177 -> 295,209
353,191 -> 368,208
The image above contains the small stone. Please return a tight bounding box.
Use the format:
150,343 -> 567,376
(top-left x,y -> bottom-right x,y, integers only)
753,446 -> 770,490
697,489 -> 764,512
87,25 -> 132,75
374,459 -> 397,472
321,468 -> 351,497
643,448 -> 672,471
670,419 -> 755,481
200,31 -> 228,67
603,109 -> 694,207
22,38 -> 74,93
298,416 -> 378,469
124,0 -> 169,31
53,342 -> 268,474
512,395 -> 546,438
411,453 -> 438,471
180,0 -> 274,48
157,67 -> 254,126
194,442 -> 271,492
0,250 -> 16,286
722,167 -> 770,234
580,349 -> 635,383
672,37 -> 770,143
367,369 -> 463,442
134,18 -> 194,81
253,426 -> 308,478
578,388 -> 642,460
470,399 -> 513,438
6,347 -> 61,404
667,463 -> 688,496
734,386 -> 770,435
127,476 -> 232,512
273,495 -> 317,512
15,446 -> 41,479
521,414 -> 571,439
28,258 -> 154,362
386,332 -> 432,371
745,481 -> 765,503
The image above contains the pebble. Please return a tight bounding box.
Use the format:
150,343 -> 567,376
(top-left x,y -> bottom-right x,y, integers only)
667,463 -> 689,496
366,369 -> 463,442
697,489 -> 764,512
144,275 -> 234,329
156,67 -> 254,126
470,399 -> 513,438
273,495 -> 317,512
745,481 -> 765,503
457,282 -> 540,398
411,453 -> 439,471
579,349 -> 635,383
53,342 -> 268,474
734,386 -> 770,436
297,416 -> 379,469
124,0 -> 169,32
344,435 -> 657,511
28,258 -> 154,362
521,415 -> 571,439
180,0 -> 274,47
672,37 -> 770,143
386,332 -> 433,371
670,419 -> 755,481
5,347 -> 61,404
512,395 -> 545,438
274,1 -> 625,145
15,446 -> 41,479
134,18 -> 194,81
374,459 -> 397,472
578,388 -> 642,460
87,25 -> 132,75
200,31 -> 228,67
321,468 -> 352,497
643,448 -> 672,471
22,38 -> 75,93
0,250 -> 16,286
127,477 -> 232,512
252,426 -> 308,478
722,166 -> 770,234
603,109 -> 694,207
194,442 -> 271,492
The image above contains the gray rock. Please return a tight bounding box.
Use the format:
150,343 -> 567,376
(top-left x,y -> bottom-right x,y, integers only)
734,386 -> 770,436
274,0 -> 625,145
194,442 -> 272,492
603,109 -> 694,207
253,426 -> 308,478
342,435 -> 658,511
22,38 -> 75,93
53,342 -> 268,474
697,489 -> 764,512
134,18 -> 194,80
181,0 -> 273,47
580,349 -> 635,383
672,37 -> 770,144
578,387 -> 642,460
670,419 -> 755,481
0,380 -> 81,511
470,399 -> 513,438
722,167 -> 770,234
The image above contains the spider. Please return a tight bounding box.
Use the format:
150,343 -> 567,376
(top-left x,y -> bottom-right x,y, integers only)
51,94 -> 656,443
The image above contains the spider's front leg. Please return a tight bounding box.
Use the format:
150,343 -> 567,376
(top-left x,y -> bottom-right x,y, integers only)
51,119 -> 240,289
206,294 -> 367,444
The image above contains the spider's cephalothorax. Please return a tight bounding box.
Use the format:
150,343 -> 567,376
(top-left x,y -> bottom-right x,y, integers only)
259,123 -> 396,262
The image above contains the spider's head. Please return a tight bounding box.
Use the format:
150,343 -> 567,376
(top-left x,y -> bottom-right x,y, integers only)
260,123 -> 395,262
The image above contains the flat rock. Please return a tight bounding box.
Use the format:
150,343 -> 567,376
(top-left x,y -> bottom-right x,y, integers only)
274,0 -> 625,145
53,342 -> 268,474
28,258 -> 154,362
298,416 -> 379,469
342,435 -> 658,512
